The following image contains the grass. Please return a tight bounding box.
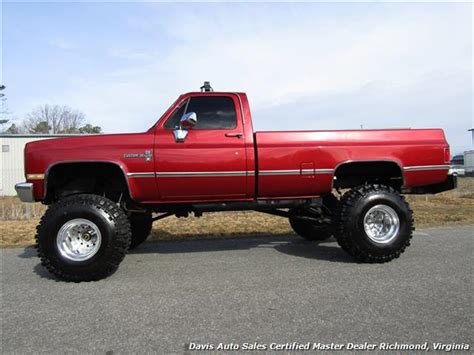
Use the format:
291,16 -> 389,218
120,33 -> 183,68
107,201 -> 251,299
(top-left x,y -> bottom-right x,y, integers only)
1,178 -> 472,248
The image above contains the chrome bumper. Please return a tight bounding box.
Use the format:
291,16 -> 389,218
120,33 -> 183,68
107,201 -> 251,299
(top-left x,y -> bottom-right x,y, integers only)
15,182 -> 35,203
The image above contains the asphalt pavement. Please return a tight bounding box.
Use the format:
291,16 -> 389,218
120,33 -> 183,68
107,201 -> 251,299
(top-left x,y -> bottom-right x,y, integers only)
1,225 -> 472,354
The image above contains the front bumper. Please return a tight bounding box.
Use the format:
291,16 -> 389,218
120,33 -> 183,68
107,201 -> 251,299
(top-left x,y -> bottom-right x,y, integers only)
15,182 -> 35,203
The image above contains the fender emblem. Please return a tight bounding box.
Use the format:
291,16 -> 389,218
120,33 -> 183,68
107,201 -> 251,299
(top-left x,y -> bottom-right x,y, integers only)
123,150 -> 153,162
144,150 -> 152,161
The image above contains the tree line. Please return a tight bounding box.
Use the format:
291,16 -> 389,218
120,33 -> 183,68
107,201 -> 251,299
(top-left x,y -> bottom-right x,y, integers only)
0,88 -> 102,134
3,104 -> 102,134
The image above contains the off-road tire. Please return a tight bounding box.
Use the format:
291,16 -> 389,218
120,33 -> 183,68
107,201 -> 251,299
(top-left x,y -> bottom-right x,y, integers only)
289,194 -> 340,241
129,212 -> 153,249
36,194 -> 131,282
335,184 -> 413,263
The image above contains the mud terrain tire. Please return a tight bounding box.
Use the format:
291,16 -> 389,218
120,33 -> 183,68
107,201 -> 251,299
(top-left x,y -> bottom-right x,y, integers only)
36,194 -> 131,281
335,184 -> 413,263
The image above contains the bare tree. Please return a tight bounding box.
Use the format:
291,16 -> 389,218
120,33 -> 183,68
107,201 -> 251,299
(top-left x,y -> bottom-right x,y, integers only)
4,123 -> 20,134
0,85 -> 7,115
78,123 -> 102,134
0,85 -> 10,129
23,104 -> 101,134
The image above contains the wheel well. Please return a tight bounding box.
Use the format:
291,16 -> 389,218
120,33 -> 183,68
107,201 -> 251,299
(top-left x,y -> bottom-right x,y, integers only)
333,161 -> 403,190
45,162 -> 131,203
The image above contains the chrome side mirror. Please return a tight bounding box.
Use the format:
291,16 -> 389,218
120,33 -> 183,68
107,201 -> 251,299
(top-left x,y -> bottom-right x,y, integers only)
180,112 -> 197,129
173,112 -> 197,143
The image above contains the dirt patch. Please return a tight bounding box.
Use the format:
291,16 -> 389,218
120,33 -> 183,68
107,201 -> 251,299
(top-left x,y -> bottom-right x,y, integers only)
1,220 -> 39,247
406,177 -> 474,227
1,178 -> 472,248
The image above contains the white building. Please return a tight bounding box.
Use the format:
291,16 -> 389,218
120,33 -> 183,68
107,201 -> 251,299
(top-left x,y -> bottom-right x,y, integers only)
465,129 -> 474,176
465,150 -> 474,175
0,134 -> 88,196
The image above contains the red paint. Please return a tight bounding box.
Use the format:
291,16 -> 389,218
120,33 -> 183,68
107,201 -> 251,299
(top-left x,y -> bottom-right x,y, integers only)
23,91 -> 451,203
255,129 -> 448,196
153,94 -> 251,200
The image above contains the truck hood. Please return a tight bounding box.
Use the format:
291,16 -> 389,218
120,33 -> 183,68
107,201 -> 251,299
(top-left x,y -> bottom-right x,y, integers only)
24,132 -> 155,176
25,133 -> 138,151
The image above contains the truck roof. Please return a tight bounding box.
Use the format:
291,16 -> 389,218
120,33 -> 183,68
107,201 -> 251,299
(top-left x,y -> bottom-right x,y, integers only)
181,91 -> 246,96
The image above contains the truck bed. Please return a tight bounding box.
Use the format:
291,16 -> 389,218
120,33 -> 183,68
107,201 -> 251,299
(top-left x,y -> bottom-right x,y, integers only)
255,129 -> 449,197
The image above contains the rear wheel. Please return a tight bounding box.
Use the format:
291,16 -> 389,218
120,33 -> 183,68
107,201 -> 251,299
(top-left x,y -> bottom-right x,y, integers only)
289,194 -> 340,241
129,212 -> 153,249
36,194 -> 131,282
335,184 -> 413,263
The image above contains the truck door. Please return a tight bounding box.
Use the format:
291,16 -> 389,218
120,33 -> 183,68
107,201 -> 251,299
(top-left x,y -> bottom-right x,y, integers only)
154,94 -> 249,201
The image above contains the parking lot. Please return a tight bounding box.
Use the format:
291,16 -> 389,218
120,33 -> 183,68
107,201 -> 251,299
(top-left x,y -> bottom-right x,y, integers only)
1,225 -> 472,353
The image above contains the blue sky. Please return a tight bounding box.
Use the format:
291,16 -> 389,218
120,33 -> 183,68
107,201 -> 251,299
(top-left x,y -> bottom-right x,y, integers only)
2,1 -> 472,153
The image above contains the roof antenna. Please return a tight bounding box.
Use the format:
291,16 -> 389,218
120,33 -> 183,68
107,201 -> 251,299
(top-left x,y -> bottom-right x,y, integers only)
200,81 -> 213,92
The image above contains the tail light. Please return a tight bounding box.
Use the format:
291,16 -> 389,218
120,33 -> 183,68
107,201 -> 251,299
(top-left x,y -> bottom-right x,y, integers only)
444,147 -> 451,164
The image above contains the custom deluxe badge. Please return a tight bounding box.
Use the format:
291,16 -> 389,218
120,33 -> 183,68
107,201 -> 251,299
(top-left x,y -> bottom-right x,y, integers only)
123,150 -> 152,161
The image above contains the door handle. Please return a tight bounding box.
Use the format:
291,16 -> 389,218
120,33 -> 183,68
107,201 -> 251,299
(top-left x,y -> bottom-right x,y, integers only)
225,133 -> 243,138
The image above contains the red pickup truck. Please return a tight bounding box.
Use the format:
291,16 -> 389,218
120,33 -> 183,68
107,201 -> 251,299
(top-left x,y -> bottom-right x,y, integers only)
16,83 -> 456,281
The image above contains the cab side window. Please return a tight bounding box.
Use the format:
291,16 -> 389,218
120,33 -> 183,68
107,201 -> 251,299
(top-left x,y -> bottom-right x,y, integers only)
186,96 -> 237,130
164,96 -> 237,130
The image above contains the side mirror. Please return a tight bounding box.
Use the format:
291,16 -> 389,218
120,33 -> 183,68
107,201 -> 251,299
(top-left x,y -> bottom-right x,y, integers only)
180,112 -> 197,129
173,112 -> 197,143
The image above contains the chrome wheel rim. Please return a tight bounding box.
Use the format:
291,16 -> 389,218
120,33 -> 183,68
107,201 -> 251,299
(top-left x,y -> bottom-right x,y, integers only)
363,205 -> 400,244
56,218 -> 102,261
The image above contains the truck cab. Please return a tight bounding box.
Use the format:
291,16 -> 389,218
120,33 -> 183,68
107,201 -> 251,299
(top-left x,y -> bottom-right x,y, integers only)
152,92 -> 255,201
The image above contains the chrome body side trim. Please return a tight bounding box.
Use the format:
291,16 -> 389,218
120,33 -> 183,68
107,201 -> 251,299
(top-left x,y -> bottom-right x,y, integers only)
315,169 -> 334,175
127,172 -> 155,178
259,170 -> 300,176
403,165 -> 450,172
154,169 -> 335,178
156,171 -> 248,177
300,169 -> 314,176
260,169 -> 334,176
15,182 -> 35,203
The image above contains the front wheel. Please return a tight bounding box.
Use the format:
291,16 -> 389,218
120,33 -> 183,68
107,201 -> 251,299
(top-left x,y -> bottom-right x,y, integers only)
36,194 -> 131,281
129,212 -> 153,249
289,194 -> 340,241
335,184 -> 413,263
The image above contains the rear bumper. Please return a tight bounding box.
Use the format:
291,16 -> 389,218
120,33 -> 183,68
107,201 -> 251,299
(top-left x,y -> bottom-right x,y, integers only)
442,172 -> 458,191
404,173 -> 457,194
15,182 -> 35,203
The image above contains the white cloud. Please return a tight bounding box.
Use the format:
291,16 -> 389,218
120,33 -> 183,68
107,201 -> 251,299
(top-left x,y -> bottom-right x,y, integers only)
49,38 -> 77,50
37,3 -> 471,151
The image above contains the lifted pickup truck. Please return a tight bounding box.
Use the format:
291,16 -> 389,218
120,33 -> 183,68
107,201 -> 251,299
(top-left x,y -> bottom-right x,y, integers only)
16,83 -> 456,281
